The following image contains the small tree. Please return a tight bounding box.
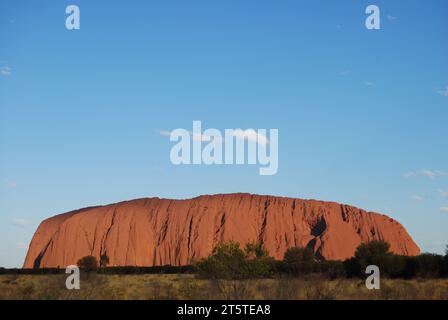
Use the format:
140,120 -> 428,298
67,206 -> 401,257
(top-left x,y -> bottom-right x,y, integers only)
443,245 -> 448,277
414,253 -> 443,278
77,255 -> 98,273
284,247 -> 315,264
282,246 -> 316,275
348,240 -> 401,278
100,253 -> 110,268
354,240 -> 391,262
244,241 -> 269,260
243,241 -> 274,278
195,241 -> 274,279
402,256 -> 419,279
195,241 -> 246,279
343,257 -> 362,278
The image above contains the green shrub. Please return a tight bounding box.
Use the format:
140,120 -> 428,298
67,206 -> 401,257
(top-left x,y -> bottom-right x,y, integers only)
282,246 -> 317,275
442,246 -> 448,277
344,241 -> 398,278
194,241 -> 274,279
415,253 -> 444,278
353,240 -> 396,277
77,255 -> 98,273
319,260 -> 346,279
341,241 -> 448,279
343,257 -> 362,278
284,247 -> 315,264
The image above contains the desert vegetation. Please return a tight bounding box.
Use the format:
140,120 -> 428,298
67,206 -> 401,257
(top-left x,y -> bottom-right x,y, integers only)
1,241 -> 447,300
0,273 -> 447,300
194,240 -> 448,280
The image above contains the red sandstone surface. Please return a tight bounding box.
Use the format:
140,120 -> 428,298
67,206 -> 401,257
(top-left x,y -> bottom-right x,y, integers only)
23,193 -> 420,268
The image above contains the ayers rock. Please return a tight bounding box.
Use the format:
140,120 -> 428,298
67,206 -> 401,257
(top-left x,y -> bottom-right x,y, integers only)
24,193 -> 420,268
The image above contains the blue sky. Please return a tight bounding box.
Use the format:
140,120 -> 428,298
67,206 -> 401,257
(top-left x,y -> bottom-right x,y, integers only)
0,0 -> 447,267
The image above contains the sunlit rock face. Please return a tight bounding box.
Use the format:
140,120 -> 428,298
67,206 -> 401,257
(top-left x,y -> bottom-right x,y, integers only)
24,193 -> 420,268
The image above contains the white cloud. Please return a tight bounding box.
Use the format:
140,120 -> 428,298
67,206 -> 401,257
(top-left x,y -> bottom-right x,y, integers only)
191,132 -> 215,142
4,180 -> 17,188
387,15 -> 397,21
439,189 -> 448,199
440,207 -> 448,213
160,129 -> 269,146
232,129 -> 269,146
364,81 -> 374,86
159,130 -> 171,137
339,70 -> 350,76
404,170 -> 448,179
437,86 -> 448,97
412,195 -> 424,202
13,218 -> 32,227
0,66 -> 12,76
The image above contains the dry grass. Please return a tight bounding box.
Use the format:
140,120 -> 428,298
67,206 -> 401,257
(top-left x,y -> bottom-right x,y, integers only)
0,274 -> 447,300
